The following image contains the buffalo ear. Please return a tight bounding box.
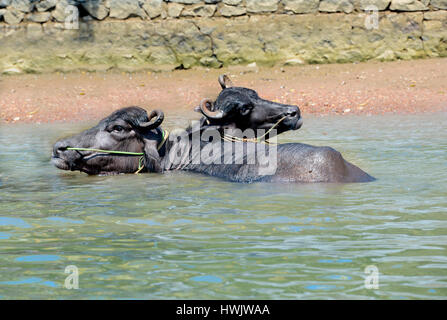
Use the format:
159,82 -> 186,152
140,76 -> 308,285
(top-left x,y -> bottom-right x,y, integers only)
142,135 -> 163,173
218,75 -> 234,90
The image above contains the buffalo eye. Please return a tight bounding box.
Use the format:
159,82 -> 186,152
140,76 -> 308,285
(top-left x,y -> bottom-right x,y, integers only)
112,125 -> 125,133
238,104 -> 253,116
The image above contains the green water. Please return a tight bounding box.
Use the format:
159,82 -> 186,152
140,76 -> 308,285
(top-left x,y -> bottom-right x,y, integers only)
0,113 -> 446,300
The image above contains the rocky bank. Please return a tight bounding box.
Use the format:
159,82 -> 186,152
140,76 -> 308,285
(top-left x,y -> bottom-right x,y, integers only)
0,0 -> 446,73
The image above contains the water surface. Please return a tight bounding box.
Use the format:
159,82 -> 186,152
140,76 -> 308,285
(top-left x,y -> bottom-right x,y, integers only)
0,112 -> 446,299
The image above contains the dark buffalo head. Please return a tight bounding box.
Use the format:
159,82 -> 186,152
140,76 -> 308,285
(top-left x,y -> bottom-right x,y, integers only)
52,107 -> 165,175
195,75 -> 303,138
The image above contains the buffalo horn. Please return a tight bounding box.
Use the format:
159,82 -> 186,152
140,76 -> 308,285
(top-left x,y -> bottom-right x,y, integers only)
139,110 -> 164,129
199,99 -> 225,120
218,75 -> 234,89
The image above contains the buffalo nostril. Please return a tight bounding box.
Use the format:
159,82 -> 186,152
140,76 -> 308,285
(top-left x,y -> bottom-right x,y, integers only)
53,141 -> 70,155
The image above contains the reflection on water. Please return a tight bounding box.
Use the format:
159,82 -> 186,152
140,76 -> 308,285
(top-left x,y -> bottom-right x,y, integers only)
0,112 -> 446,299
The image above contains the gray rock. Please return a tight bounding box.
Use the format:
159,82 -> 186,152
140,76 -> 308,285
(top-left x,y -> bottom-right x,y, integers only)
431,0 -> 447,9
319,0 -> 355,13
200,56 -> 222,68
108,0 -> 146,19
353,0 -> 391,10
142,0 -> 163,18
376,49 -> 395,61
284,58 -> 305,65
219,4 -> 246,16
10,0 -> 36,13
0,0 -> 11,9
169,0 -> 202,4
246,0 -> 279,13
283,0 -> 319,13
27,11 -> 51,22
0,8 -> 5,19
2,67 -> 22,75
390,0 -> 428,11
167,3 -> 183,17
82,0 -> 109,20
424,10 -> 447,20
36,0 -> 57,12
182,4 -> 216,17
223,0 -> 241,5
3,7 -> 25,24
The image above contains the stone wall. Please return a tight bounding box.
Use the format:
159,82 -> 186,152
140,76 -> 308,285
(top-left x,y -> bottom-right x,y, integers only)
0,0 -> 446,73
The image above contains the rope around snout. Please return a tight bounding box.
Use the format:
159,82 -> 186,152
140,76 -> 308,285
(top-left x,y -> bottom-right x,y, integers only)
66,129 -> 169,174
222,116 -> 286,145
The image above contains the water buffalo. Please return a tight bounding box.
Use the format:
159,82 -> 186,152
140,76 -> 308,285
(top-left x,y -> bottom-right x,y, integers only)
52,107 -> 165,175
194,75 -> 375,182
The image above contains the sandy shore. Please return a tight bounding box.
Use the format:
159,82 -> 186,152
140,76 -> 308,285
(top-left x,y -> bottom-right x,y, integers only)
1,58 -> 446,124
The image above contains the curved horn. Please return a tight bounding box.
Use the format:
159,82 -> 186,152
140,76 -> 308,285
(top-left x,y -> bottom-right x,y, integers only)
139,109 -> 164,129
218,74 -> 234,89
199,98 -> 225,120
